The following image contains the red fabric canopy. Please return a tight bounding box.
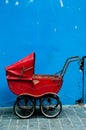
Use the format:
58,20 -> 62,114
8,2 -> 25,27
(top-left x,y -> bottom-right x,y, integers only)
5,52 -> 35,80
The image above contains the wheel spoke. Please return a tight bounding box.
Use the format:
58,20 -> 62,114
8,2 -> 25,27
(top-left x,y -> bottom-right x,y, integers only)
40,94 -> 62,118
14,95 -> 35,119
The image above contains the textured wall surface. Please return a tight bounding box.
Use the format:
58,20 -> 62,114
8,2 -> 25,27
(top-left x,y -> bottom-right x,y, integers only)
0,0 -> 86,106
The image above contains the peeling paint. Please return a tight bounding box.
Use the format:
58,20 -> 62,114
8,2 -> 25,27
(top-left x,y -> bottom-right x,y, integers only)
59,0 -> 64,8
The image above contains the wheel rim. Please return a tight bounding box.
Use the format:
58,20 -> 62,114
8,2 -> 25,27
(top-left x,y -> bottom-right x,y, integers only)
14,95 -> 35,119
40,94 -> 62,118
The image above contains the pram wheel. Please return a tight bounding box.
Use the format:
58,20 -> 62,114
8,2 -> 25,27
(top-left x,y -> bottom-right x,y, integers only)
40,94 -> 62,118
13,95 -> 35,119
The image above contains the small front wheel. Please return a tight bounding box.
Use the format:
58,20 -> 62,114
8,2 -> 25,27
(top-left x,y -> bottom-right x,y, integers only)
40,94 -> 62,118
13,95 -> 35,119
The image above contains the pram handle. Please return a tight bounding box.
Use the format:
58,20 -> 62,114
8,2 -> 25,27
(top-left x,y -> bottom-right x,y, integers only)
55,56 -> 81,78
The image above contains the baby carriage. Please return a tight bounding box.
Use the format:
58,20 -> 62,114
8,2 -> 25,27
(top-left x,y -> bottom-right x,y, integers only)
5,52 -> 80,119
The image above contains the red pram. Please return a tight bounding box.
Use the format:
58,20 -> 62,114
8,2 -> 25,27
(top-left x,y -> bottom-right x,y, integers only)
5,52 -> 80,118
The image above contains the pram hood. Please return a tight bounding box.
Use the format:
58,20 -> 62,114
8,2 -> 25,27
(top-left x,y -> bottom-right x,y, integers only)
5,52 -> 35,80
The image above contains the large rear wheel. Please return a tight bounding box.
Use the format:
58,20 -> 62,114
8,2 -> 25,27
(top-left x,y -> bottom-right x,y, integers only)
40,94 -> 62,118
13,95 -> 35,119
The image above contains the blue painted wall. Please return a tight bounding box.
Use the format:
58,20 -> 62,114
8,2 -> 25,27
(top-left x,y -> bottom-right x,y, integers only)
0,0 -> 86,106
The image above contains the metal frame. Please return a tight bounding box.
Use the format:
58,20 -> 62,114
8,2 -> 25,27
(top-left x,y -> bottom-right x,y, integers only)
80,56 -> 86,104
56,56 -> 80,78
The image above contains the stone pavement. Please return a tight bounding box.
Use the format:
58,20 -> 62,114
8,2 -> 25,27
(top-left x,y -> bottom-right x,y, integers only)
0,105 -> 86,130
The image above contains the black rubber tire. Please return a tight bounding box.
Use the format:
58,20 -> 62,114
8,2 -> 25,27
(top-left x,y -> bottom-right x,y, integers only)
40,94 -> 62,118
13,95 -> 35,119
